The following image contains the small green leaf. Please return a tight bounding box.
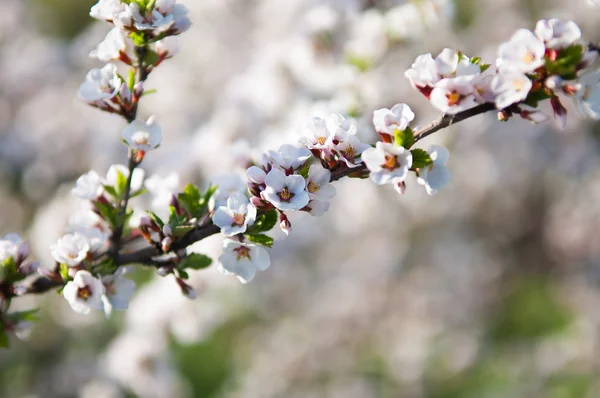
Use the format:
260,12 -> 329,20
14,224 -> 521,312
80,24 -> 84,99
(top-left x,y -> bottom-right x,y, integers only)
173,225 -> 195,237
102,185 -> 118,198
246,234 -> 274,248
345,54 -> 373,73
6,309 -> 39,323
143,49 -> 159,66
545,44 -> 583,78
145,211 -> 165,228
411,148 -> 433,169
178,253 -> 212,270
524,89 -> 552,108
394,127 -> 415,149
59,263 -> 70,282
127,69 -> 136,92
114,170 -> 128,199
247,210 -> 278,234
95,201 -> 119,226
130,188 -> 148,199
197,184 -> 218,217
178,183 -> 203,217
178,269 -> 189,280
129,32 -> 147,47
142,89 -> 157,96
297,163 -> 310,179
0,330 -> 8,348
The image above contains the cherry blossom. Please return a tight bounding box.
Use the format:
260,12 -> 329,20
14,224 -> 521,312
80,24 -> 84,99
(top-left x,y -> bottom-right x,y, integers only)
429,76 -> 478,114
261,169 -> 309,211
62,271 -> 105,315
212,193 -> 257,236
373,103 -> 415,136
101,268 -> 136,317
362,142 -> 413,185
72,170 -> 104,200
122,117 -> 163,152
497,29 -> 545,73
535,19 -> 581,49
78,64 -> 121,102
218,239 -> 271,284
416,145 -> 451,195
268,144 -> 312,172
89,27 -> 128,62
50,233 -> 90,267
491,72 -> 533,109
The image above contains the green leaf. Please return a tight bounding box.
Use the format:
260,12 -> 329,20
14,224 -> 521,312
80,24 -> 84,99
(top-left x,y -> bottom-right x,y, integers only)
197,184 -> 218,217
142,89 -> 157,96
6,309 -> 39,323
178,253 -> 212,270
178,269 -> 189,280
411,148 -> 433,169
114,170 -> 128,199
297,163 -> 310,179
102,185 -> 118,199
247,210 -> 278,234
524,89 -> 552,108
246,234 -> 274,248
143,49 -> 159,66
127,69 -> 136,92
178,184 -> 202,217
59,263 -> 70,282
129,32 -> 147,47
95,201 -> 119,226
545,44 -> 583,78
0,330 -> 8,348
394,127 -> 414,149
145,211 -> 165,228
130,188 -> 148,199
173,225 -> 195,237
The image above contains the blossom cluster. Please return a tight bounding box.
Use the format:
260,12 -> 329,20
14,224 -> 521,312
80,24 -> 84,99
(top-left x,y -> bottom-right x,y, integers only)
405,18 -> 599,126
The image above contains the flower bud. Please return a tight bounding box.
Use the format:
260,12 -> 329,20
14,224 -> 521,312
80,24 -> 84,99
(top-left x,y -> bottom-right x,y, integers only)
279,213 -> 292,236
161,237 -> 172,253
162,225 -> 172,236
175,277 -> 197,299
545,76 -> 563,90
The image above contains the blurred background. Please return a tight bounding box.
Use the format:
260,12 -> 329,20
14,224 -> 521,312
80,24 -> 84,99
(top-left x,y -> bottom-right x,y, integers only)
1,0 -> 600,397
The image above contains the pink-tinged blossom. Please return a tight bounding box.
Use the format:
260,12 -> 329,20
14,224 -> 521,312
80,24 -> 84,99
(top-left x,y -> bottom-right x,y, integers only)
261,169 -> 309,211
299,117 -> 332,150
122,117 -> 163,152
535,19 -> 581,50
154,37 -> 180,59
334,135 -> 371,168
51,233 -> 90,267
491,72 -> 532,109
212,193 -> 257,237
362,142 -> 413,185
430,76 -> 478,114
405,53 -> 439,94
218,239 -> 271,284
497,29 -> 545,73
78,64 -> 121,102
372,103 -> 415,136
62,270 -> 105,315
416,145 -> 451,195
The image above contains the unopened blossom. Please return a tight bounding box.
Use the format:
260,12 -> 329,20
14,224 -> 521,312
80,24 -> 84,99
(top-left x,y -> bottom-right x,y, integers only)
218,239 -> 270,284
299,117 -> 332,150
106,164 -> 145,192
101,268 -> 136,317
72,170 -> 104,200
62,270 -> 105,315
491,72 -> 533,109
574,70 -> 600,119
122,117 -> 163,152
268,144 -> 312,172
78,64 -> 121,102
535,19 -> 581,49
261,169 -> 309,211
213,193 -> 257,236
90,0 -> 124,22
362,142 -> 413,185
306,164 -> 336,203
0,233 -> 28,265
519,108 -> 550,124
417,145 -> 451,195
154,37 -> 179,59
51,233 -> 90,266
89,27 -> 127,62
497,29 -> 545,73
372,103 -> 415,136
430,76 -> 478,114
335,135 -> 371,167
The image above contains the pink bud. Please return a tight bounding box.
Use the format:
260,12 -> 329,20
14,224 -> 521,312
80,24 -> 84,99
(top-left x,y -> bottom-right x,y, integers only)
161,237 -> 172,253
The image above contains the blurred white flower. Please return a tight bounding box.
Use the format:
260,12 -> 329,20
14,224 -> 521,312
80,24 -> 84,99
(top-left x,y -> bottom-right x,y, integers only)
362,142 -> 412,185
122,117 -> 163,152
218,239 -> 270,283
63,270 -> 105,315
102,267 -> 136,317
417,145 -> 451,195
212,193 -> 257,236
299,117 -> 332,150
72,170 -> 104,200
430,76 -> 478,114
491,72 -> 532,109
50,233 -> 90,266
90,27 -> 127,62
373,103 -> 415,136
90,0 -> 124,22
574,70 -> 600,119
106,164 -> 145,192
154,36 -> 179,59
246,166 -> 267,185
155,0 -> 191,34
0,233 -> 27,264
385,2 -> 423,41
268,144 -> 312,171
78,64 -> 121,102
306,199 -> 330,217
209,173 -> 247,210
497,29 -> 545,73
405,53 -> 439,92
261,169 -> 309,211
335,135 -> 371,168
535,19 -> 581,49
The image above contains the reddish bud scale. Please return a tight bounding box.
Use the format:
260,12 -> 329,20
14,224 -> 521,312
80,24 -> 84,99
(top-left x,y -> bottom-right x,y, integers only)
378,132 -> 393,144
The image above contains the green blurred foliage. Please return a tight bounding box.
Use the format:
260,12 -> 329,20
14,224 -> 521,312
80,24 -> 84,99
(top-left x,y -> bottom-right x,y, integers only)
26,0 -> 97,39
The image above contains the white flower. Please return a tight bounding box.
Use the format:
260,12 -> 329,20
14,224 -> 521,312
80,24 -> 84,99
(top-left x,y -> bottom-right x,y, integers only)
362,142 -> 413,185
144,172 -> 180,215
62,270 -> 105,315
69,211 -> 110,252
51,233 -> 90,266
268,144 -> 312,171
122,117 -> 163,151
574,70 -> 600,119
212,193 -> 257,236
72,170 -> 104,200
155,0 -> 192,34
0,233 -> 27,264
78,64 -> 121,102
306,164 -> 336,202
334,135 -> 371,168
430,76 -> 478,114
306,200 -> 329,217
417,145 -> 451,195
491,72 -> 532,109
299,117 -> 332,150
261,169 -> 309,211
246,166 -> 267,185
101,268 -> 136,317
209,173 -> 247,210
471,70 -> 497,103
385,2 -> 423,41
405,53 -> 439,91
497,29 -> 545,73
218,239 -> 270,284
106,164 -> 145,192
325,114 -> 357,141
535,19 -> 581,49
90,0 -> 124,22
372,103 -> 415,135
90,28 -> 127,62
435,48 -> 480,78
154,37 -> 179,59
405,50 -> 480,94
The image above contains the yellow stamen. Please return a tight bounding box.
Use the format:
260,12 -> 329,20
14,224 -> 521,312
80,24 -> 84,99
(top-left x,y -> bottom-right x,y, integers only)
78,286 -> 92,300
280,187 -> 292,201
383,154 -> 398,170
232,213 -> 245,226
307,182 -> 320,193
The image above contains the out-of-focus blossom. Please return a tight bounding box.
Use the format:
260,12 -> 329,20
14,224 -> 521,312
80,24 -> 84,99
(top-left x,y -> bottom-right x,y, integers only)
122,117 -> 163,152
154,37 -> 180,59
574,70 -> 600,119
0,233 -> 27,264
50,233 -> 90,266
497,29 -> 545,73
417,145 -> 451,195
63,270 -> 105,315
209,173 -> 247,210
430,76 -> 478,114
78,64 -> 121,102
213,193 -> 257,236
106,164 -> 145,192
261,169 -> 309,211
218,239 -> 270,284
72,171 -> 104,200
491,72 -> 533,109
90,0 -> 124,22
535,19 -> 581,49
89,27 -> 128,62
101,268 -> 136,317
268,144 -> 312,171
362,142 -> 413,185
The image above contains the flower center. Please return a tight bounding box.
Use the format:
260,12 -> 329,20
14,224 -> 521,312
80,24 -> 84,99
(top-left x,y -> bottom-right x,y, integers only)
279,187 -> 293,202
133,132 -> 150,146
522,52 -> 536,64
383,154 -> 398,170
343,146 -> 356,160
234,245 -> 251,260
316,136 -> 326,145
232,213 -> 245,226
307,181 -> 320,193
78,286 -> 92,301
446,91 -> 463,106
